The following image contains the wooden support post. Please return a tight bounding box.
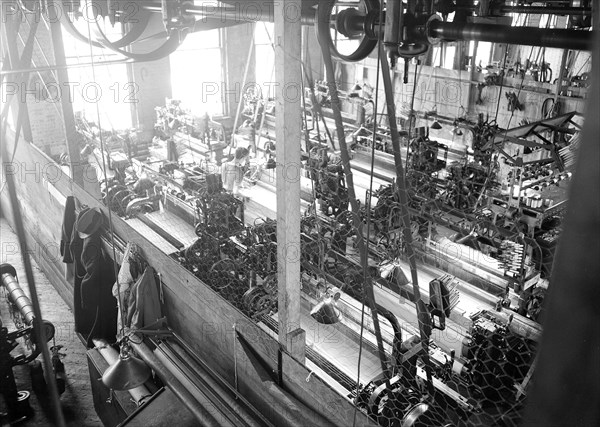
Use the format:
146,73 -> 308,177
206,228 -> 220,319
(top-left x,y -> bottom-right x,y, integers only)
274,0 -> 305,362
47,1 -> 84,186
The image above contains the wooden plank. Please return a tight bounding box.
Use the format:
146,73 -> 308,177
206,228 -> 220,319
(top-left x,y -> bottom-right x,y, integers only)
281,352 -> 379,427
274,0 -> 305,362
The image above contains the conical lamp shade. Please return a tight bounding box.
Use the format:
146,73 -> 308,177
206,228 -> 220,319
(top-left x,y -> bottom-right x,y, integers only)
431,120 -> 443,130
381,263 -> 410,287
310,298 -> 342,324
102,353 -> 151,390
453,126 -> 463,136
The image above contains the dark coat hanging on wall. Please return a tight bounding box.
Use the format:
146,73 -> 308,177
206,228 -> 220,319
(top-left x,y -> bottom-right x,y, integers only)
69,211 -> 87,334
68,208 -> 118,346
60,196 -> 76,263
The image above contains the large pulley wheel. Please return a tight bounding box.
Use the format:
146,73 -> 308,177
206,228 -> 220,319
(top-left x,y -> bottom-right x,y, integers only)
401,402 -> 451,427
242,287 -> 274,317
110,189 -> 132,214
316,0 -> 380,62
367,378 -> 398,417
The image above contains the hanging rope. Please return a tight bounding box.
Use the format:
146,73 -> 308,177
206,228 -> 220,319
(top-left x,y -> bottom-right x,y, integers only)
84,16 -> 128,340
317,5 -> 391,382
353,4 -> 386,425
405,60 -> 420,173
379,47 -> 435,394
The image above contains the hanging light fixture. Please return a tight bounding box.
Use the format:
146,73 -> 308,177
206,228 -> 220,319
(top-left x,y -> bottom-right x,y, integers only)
310,292 -> 342,324
429,64 -> 442,130
102,342 -> 151,390
348,82 -> 363,98
452,124 -> 463,136
380,261 -> 410,288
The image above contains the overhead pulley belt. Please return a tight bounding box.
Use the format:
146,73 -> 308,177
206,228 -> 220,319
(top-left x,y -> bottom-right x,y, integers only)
317,0 -> 391,379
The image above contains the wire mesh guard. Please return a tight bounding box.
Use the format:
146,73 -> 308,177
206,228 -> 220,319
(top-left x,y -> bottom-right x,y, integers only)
87,121 -> 561,426
79,47 -> 579,427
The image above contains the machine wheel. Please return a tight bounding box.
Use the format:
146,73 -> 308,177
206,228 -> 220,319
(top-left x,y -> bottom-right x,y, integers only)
316,0 -> 380,62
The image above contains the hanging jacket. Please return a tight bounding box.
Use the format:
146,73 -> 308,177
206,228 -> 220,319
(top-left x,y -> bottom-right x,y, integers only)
71,208 -> 89,335
60,196 -> 77,263
127,266 -> 162,330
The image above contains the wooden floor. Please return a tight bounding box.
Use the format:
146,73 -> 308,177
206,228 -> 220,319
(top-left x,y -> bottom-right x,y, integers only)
0,218 -> 101,427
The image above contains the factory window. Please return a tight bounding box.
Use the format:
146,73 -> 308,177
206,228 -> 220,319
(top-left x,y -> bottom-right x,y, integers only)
170,29 -> 224,116
475,42 -> 493,69
254,22 -> 275,98
539,14 -> 558,29
62,20 -> 133,131
431,45 -> 457,69
444,45 -> 456,69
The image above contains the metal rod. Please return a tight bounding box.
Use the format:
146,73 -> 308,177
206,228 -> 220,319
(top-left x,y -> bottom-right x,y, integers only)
429,21 -> 593,51
454,5 -> 592,15
151,347 -> 237,427
0,58 -> 136,76
378,42 -> 435,394
502,6 -> 590,15
141,3 -> 316,25
129,335 -> 223,427
162,340 -> 269,427
156,341 -> 270,427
